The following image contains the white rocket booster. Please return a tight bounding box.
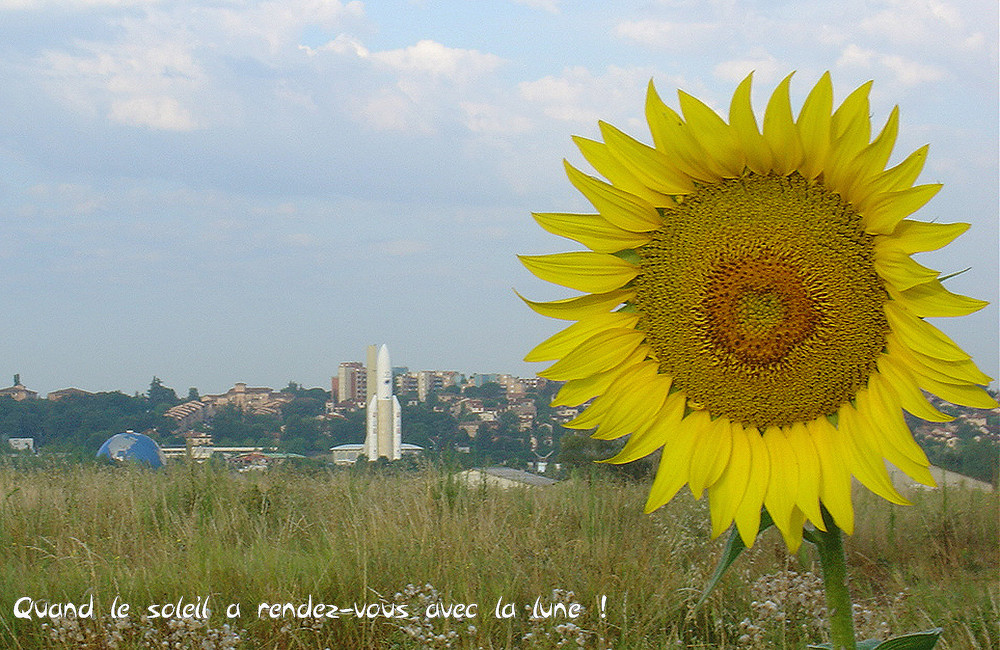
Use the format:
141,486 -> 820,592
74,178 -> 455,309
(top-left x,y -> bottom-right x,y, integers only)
364,344 -> 402,461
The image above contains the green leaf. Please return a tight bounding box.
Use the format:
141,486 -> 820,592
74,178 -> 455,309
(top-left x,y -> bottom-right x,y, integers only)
873,629 -> 942,650
939,267 -> 970,282
612,248 -> 642,265
807,630 -> 941,650
807,642 -> 880,650
695,510 -> 774,608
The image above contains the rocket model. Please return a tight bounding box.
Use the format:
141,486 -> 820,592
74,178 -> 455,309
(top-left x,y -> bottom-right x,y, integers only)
364,344 -> 402,461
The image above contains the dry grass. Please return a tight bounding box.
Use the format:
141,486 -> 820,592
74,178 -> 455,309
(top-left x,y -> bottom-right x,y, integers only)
0,460 -> 996,649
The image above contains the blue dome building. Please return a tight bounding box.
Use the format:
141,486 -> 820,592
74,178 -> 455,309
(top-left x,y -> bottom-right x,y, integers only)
97,431 -> 167,469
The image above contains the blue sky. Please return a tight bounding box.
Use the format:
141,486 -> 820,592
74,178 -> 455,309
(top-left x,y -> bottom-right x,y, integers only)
0,0 -> 996,397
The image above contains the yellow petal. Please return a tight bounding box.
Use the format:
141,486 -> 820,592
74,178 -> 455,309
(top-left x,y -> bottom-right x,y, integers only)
517,288 -> 633,321
538,328 -> 647,381
873,248 -> 940,291
734,427 -> 770,546
825,81 -> 874,192
688,413 -> 733,497
564,162 -> 663,232
525,311 -> 640,362
887,332 -> 992,386
591,364 -> 671,440
838,401 -> 910,505
604,391 -> 685,464
532,212 -> 653,253
795,71 -> 833,180
573,136 -> 673,205
808,417 -> 852,533
728,73 -> 771,175
599,121 -> 697,195
856,145 -> 928,209
646,81 -> 727,181
550,345 -> 648,406
519,251 -> 639,294
878,220 -> 969,255
886,279 -> 988,318
876,353 -> 953,422
845,106 -> 899,200
782,507 -> 807,553
884,301 -> 971,362
762,425 -> 799,540
862,184 -> 942,235
885,305 -> 973,361
564,358 -> 657,429
644,417 -> 699,512
514,289 -> 635,320
831,80 -> 873,141
786,421 -> 824,529
863,376 -> 936,485
762,72 -> 803,175
894,354 -> 998,409
677,89 -> 744,176
708,421 -> 752,538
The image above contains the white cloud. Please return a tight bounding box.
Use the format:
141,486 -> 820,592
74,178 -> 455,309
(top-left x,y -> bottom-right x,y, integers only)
372,40 -> 504,82
879,55 -> 945,85
109,95 -> 197,131
29,0 -> 367,130
209,0 -> 364,53
836,43 -> 876,68
0,0 -> 155,8
837,44 -> 946,86
518,65 -> 659,127
359,89 -> 429,133
859,0 -> 983,51
614,19 -> 719,49
39,37 -> 207,130
461,102 -> 533,134
713,53 -> 784,85
286,233 -> 316,247
513,0 -> 558,12
300,33 -> 369,57
380,239 -> 430,256
302,36 -> 508,132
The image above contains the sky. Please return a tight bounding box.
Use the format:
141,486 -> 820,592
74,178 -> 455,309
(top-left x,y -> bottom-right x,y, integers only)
0,0 -> 997,398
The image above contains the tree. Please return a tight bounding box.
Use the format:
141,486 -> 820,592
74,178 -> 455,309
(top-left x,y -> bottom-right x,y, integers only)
281,416 -> 327,455
329,410 -> 365,446
147,377 -> 178,408
283,397 -> 325,419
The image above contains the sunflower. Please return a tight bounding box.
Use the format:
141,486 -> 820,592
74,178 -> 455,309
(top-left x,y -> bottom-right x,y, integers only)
519,72 -> 996,550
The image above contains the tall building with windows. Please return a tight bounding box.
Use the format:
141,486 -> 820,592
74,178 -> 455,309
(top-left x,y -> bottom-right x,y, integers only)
337,361 -> 366,404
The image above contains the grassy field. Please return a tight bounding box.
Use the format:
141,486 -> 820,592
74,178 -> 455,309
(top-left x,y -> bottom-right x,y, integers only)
0,460 -> 996,649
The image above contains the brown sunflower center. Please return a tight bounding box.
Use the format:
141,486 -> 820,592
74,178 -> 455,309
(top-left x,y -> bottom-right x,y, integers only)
704,253 -> 820,367
633,172 -> 889,428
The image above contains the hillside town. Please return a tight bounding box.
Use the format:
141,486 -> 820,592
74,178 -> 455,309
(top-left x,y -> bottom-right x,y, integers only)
2,358 -> 998,485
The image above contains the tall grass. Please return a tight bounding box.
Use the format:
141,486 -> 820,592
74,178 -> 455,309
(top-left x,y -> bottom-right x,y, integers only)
0,460 -> 996,649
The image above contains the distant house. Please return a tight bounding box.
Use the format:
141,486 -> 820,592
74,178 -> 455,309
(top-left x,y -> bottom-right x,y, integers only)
7,438 -> 35,453
0,375 -> 37,401
202,383 -> 293,416
164,400 -> 217,428
330,443 -> 424,465
457,421 -> 481,437
46,387 -> 94,401
458,467 -> 557,489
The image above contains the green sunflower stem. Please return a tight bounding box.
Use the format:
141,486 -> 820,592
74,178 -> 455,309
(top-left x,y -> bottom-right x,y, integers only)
813,507 -> 857,650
